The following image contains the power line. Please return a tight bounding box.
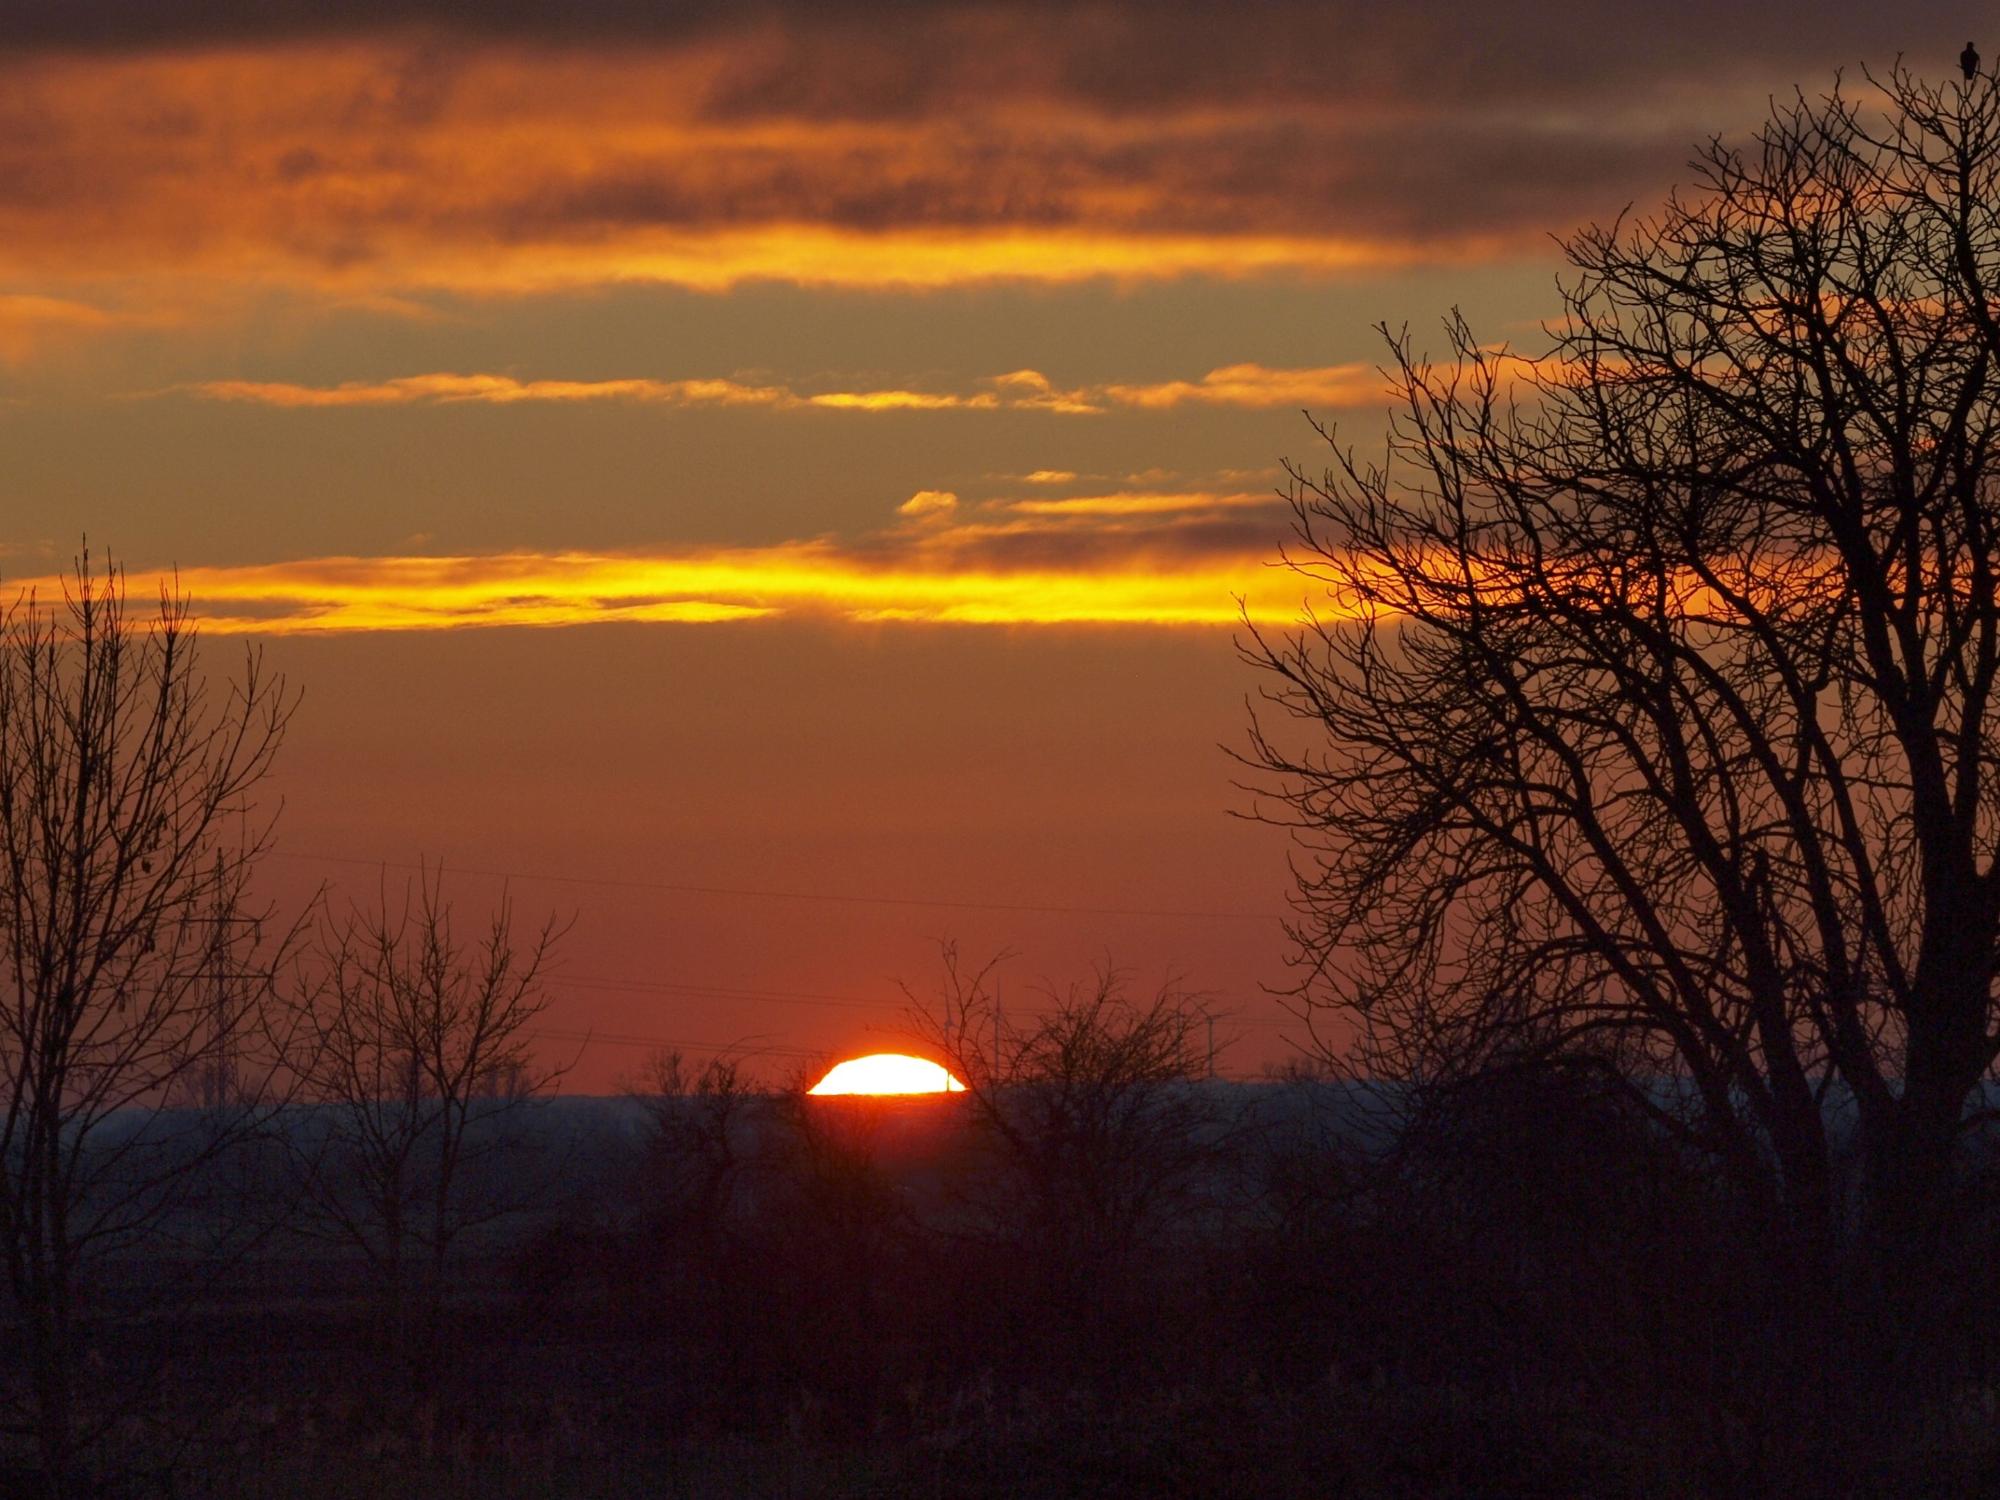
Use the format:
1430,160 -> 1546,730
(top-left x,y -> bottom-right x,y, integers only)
555,970 -> 1302,1030
560,974 -> 882,1007
530,1026 -> 824,1060
265,848 -> 1299,1068
268,849 -> 1280,924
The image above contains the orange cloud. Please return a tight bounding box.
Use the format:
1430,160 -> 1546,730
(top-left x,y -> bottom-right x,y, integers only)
184,373 -> 794,408
995,491 -> 1274,517
0,294 -> 167,364
5,487 -> 1304,633
0,43 -> 1561,300
173,363 -> 1400,413
1102,363 -> 1393,409
805,390 -> 996,412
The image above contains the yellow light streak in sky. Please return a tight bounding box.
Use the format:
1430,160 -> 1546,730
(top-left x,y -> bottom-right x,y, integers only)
2,542 -> 1312,635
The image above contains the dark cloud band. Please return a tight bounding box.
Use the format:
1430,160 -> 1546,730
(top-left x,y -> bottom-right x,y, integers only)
5,1 -> 1982,117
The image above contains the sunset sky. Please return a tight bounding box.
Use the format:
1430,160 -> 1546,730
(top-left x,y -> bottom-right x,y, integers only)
3,2 -> 1979,1088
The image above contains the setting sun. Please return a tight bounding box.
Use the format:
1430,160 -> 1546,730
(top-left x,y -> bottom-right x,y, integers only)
808,1053 -> 967,1096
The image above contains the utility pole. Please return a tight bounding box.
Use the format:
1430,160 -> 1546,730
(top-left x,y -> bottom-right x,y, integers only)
172,848 -> 268,1111
1206,1014 -> 1216,1080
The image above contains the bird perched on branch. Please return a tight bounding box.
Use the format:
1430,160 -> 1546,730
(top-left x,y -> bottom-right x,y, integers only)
1964,41 -> 1981,80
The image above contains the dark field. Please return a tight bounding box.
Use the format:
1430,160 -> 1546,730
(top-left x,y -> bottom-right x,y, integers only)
9,1085 -> 1999,1499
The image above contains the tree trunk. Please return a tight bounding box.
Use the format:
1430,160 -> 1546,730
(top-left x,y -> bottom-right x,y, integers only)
27,1286 -> 76,1500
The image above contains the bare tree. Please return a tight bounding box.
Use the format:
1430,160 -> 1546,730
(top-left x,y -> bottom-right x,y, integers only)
0,555 -> 296,1490
908,947 -> 1231,1377
635,1049 -> 755,1242
283,871 -> 565,1369
1240,62 -> 2000,1374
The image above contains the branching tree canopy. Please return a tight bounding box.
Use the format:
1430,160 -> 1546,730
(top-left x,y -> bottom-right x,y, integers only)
1242,65 -> 2000,1256
283,871 -> 565,1368
0,556 -> 295,1486
908,947 -> 1227,1336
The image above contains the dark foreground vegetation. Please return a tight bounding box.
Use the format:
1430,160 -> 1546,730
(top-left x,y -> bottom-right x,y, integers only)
11,1049 -> 2000,1500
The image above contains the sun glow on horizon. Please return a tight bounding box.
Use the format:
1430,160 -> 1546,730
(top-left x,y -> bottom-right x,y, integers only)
808,1053 -> 966,1096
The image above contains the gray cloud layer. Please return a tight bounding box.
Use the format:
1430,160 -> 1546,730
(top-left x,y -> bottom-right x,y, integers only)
5,1 -> 1983,111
